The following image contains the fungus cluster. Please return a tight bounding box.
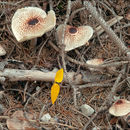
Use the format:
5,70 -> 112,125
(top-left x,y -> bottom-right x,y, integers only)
11,6 -> 94,51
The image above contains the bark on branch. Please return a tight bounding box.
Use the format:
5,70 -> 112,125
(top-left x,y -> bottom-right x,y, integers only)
0,69 -> 83,84
0,68 -> 109,85
84,1 -> 130,59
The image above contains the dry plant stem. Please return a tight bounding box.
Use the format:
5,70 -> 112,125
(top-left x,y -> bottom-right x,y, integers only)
70,9 -> 123,35
0,68 -> 112,84
0,0 -> 24,6
0,68 -> 82,83
29,119 -> 77,129
49,0 -> 53,10
83,1 -> 130,58
30,38 -> 37,49
72,85 -> 78,107
23,82 -> 29,102
83,65 -> 127,129
109,65 -> 127,99
60,0 -> 71,76
49,41 -> 129,69
24,87 -> 43,110
6,88 -> 43,105
78,83 -> 113,89
95,16 -> 123,36
71,108 -> 97,128
69,7 -> 86,23
67,55 -> 129,69
60,1 -> 78,107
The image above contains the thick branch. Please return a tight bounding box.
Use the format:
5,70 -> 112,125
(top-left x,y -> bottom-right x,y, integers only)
0,69 -> 81,84
84,1 -> 129,57
0,68 -> 111,85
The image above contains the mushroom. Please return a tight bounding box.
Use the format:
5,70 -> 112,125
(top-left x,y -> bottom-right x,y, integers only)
109,99 -> 130,117
0,44 -> 6,56
86,58 -> 104,66
86,58 -> 104,71
56,24 -> 93,51
11,7 -> 56,45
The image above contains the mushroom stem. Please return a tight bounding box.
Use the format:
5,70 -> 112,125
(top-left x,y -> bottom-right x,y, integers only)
30,38 -> 37,49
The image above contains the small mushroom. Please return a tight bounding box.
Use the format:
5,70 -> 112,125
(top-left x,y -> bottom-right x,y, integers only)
86,58 -> 104,71
86,58 -> 104,66
56,24 -> 93,51
109,99 -> 130,117
11,7 -> 56,43
0,44 -> 6,56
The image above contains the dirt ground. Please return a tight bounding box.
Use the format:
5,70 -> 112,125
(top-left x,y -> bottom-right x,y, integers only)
0,0 -> 130,130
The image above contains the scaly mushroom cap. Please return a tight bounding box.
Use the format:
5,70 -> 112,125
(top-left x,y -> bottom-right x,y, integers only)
56,24 -> 93,51
109,99 -> 130,117
11,7 -> 56,42
86,59 -> 104,65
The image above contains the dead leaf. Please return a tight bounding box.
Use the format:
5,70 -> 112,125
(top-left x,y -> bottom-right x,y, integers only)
6,110 -> 37,130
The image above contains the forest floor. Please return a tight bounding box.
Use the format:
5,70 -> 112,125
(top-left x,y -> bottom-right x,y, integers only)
0,0 -> 130,130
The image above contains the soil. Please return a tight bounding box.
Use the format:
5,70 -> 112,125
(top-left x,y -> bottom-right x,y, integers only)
0,0 -> 130,130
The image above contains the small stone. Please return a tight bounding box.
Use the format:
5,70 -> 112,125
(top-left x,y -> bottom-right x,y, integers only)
92,127 -> 100,130
0,124 -> 3,130
0,45 -> 6,56
41,113 -> 51,122
0,91 -> 4,99
113,96 -> 120,101
0,104 -> 5,114
36,86 -> 40,91
80,104 -> 94,116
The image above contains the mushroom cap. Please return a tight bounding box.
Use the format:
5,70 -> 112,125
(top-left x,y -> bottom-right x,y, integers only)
56,24 -> 93,51
86,58 -> 104,65
109,99 -> 130,117
11,7 -> 56,42
0,44 -> 6,56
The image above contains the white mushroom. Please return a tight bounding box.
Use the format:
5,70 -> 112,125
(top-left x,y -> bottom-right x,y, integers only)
56,24 -> 93,51
11,7 -> 56,42
109,99 -> 130,117
86,58 -> 104,66
86,58 -> 104,71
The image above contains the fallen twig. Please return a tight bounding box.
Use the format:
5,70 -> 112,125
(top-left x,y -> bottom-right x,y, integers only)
49,41 -> 129,70
83,64 -> 127,129
0,68 -> 81,83
67,56 -> 129,69
70,8 -> 123,36
83,1 -> 130,59
95,16 -> 123,36
0,68 -> 112,85
78,82 -> 113,89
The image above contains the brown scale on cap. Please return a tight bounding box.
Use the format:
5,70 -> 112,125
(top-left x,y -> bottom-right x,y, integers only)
23,16 -> 45,33
69,27 -> 77,34
27,18 -> 39,25
116,99 -> 123,105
